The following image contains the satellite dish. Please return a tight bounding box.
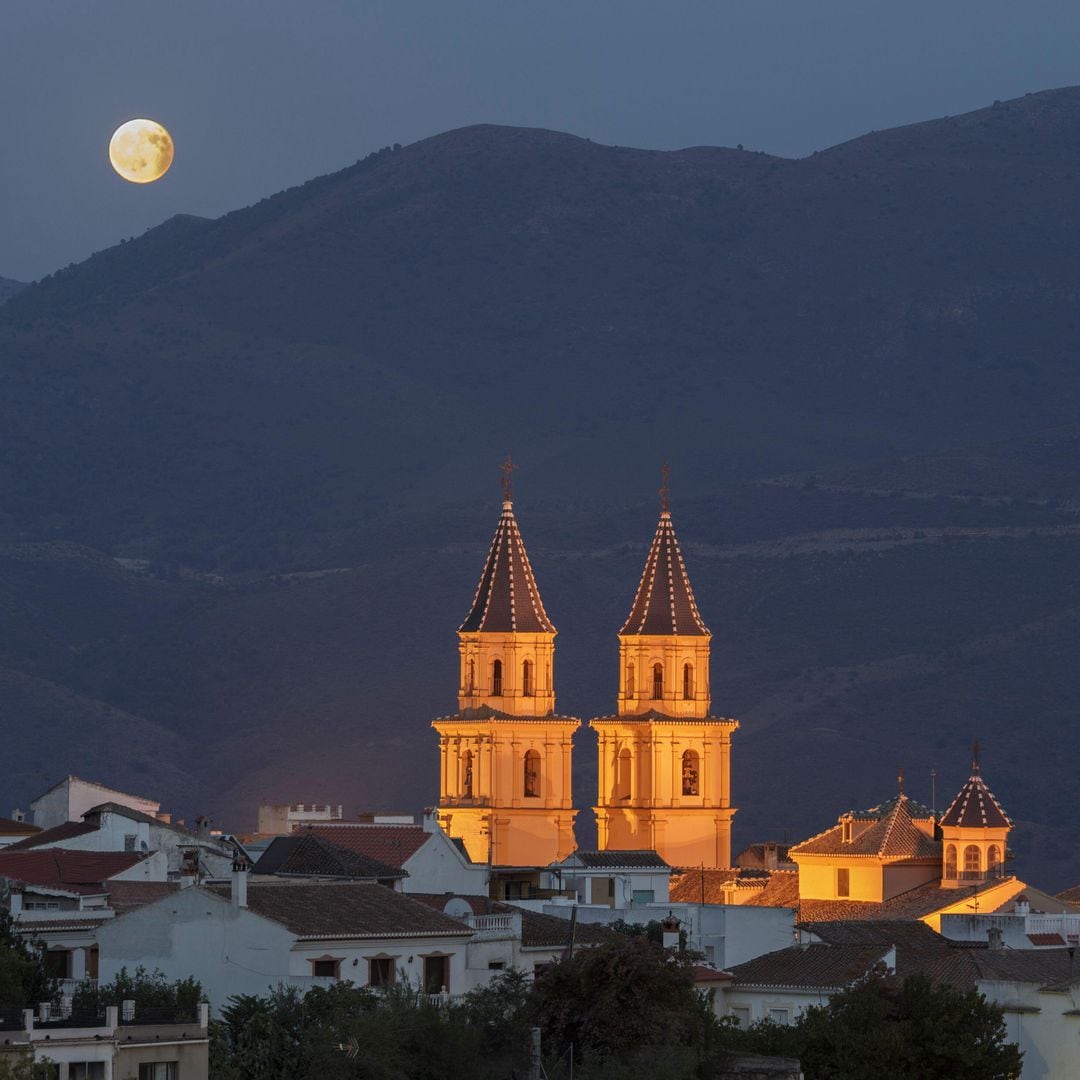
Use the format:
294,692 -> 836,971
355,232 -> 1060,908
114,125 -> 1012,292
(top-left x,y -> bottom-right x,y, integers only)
443,898 -> 473,920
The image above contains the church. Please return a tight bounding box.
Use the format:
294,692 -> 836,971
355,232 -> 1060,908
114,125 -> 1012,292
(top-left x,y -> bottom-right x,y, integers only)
432,467 -> 738,870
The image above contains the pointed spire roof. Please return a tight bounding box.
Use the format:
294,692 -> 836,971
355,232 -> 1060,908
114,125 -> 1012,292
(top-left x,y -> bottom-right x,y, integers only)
620,510 -> 709,637
940,751 -> 1012,830
459,501 -> 555,634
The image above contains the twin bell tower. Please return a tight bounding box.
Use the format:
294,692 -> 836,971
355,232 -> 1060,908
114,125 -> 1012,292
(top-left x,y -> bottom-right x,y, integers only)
433,463 -> 738,870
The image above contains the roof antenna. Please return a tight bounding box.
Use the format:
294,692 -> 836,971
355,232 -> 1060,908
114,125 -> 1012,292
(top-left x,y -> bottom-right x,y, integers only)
500,455 -> 517,505
659,462 -> 671,514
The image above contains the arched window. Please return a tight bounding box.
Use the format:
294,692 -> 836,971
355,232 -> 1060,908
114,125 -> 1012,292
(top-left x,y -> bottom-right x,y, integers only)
681,750 -> 699,796
945,844 -> 957,879
524,750 -> 540,798
617,748 -> 632,801
652,663 -> 663,700
461,750 -> 474,798
465,659 -> 475,694
683,663 -> 693,700
626,663 -> 635,697
988,844 -> 1001,875
491,659 -> 502,696
963,845 -> 981,878
522,659 -> 533,697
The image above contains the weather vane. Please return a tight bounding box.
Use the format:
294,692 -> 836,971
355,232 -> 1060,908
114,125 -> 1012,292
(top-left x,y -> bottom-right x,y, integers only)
659,462 -> 671,513
500,455 -> 517,503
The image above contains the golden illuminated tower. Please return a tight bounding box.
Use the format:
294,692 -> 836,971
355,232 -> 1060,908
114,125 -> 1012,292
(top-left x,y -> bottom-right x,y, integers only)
433,463 -> 579,867
939,745 -> 1012,888
591,472 -> 738,868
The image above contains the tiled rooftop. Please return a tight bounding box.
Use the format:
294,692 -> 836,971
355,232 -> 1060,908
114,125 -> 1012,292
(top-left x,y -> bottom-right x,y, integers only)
620,510 -> 708,637
6,822 -> 98,850
563,850 -> 671,870
207,881 -> 474,940
104,881 -> 180,915
459,502 -> 555,634
299,824 -> 431,867
0,818 -> 39,836
253,834 -> 407,881
0,849 -> 151,893
940,768 -> 1012,830
790,795 -> 939,861
727,943 -> 892,990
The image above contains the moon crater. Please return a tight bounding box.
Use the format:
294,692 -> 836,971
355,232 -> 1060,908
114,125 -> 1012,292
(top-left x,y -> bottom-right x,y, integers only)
109,119 -> 174,184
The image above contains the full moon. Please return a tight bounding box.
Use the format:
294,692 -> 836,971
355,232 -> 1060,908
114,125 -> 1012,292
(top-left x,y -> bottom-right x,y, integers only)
108,119 -> 174,184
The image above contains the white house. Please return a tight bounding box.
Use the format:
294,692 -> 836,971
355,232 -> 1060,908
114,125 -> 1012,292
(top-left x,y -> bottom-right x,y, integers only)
10,802 -> 235,880
94,872 -> 476,1014
303,814 -> 487,895
545,850 -> 673,907
30,777 -> 161,830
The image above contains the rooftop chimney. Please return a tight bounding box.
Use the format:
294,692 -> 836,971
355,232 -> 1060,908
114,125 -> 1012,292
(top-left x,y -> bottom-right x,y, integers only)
988,926 -> 1004,950
231,860 -> 249,908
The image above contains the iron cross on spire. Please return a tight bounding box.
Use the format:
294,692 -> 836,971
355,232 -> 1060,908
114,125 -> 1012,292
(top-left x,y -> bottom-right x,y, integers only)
659,462 -> 671,513
500,455 -> 518,503
972,740 -> 982,773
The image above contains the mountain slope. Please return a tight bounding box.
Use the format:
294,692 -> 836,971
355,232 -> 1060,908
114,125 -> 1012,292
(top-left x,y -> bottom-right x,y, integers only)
3,91 -> 1080,884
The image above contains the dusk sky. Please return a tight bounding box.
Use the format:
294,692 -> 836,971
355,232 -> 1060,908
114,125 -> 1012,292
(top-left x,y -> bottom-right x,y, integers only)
4,0 -> 1080,282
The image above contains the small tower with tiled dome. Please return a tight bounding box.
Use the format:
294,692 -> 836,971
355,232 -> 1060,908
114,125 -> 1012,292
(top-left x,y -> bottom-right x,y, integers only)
591,468 -> 738,868
432,460 -> 579,867
939,744 -> 1012,888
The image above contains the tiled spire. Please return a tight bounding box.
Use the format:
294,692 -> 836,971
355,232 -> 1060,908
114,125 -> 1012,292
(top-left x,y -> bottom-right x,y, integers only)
620,509 -> 709,637
940,751 -> 1012,829
459,501 -> 555,634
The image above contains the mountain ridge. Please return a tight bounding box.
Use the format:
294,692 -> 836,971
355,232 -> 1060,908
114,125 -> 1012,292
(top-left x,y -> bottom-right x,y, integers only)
4,90 -> 1080,885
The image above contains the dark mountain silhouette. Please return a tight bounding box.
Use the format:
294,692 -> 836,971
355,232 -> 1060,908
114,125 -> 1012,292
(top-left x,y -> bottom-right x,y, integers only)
4,89 -> 1080,887
0,278 -> 25,305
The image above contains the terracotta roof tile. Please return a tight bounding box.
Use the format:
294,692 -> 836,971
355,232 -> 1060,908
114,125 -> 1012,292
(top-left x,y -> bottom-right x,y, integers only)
6,822 -> 98,850
459,502 -> 554,634
795,877 -> 1018,923
790,796 -> 939,861
295,824 -> 430,868
740,871 -> 801,909
0,849 -> 151,893
0,818 -> 40,836
940,769 -> 1012,830
104,881 -> 180,915
620,511 -> 708,637
1056,885 -> 1080,905
1028,933 -> 1067,946
252,834 -> 407,880
669,868 -> 741,904
207,881 -> 473,939
728,943 -> 891,989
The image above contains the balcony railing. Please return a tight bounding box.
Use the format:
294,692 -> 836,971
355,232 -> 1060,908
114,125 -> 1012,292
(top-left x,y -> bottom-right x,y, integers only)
943,866 -> 1008,883
465,913 -> 518,939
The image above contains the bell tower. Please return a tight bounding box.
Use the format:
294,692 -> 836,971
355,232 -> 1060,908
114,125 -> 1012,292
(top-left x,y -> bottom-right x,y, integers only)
591,470 -> 738,868
939,745 -> 1012,888
433,461 -> 579,867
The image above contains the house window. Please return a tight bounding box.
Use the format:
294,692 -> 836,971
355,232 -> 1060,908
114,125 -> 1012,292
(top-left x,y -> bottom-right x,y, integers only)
988,844 -> 1002,874
45,950 -> 70,979
461,750 -> 474,798
837,868 -> 850,898
465,659 -> 475,694
631,889 -> 655,904
681,750 -> 700,796
69,1066 -> 106,1080
488,961 -> 505,971
524,750 -> 541,798
368,957 -> 395,987
768,1008 -> 790,1026
124,834 -> 137,852
311,958 -> 341,979
683,663 -> 693,699
652,663 -> 663,699
731,1007 -> 751,1028
945,844 -> 957,879
423,955 -> 449,994
492,659 -> 502,696
522,659 -> 533,697
138,1066 -> 177,1080
626,663 -> 635,697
